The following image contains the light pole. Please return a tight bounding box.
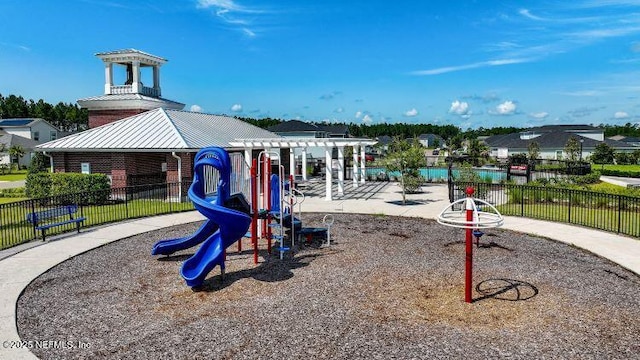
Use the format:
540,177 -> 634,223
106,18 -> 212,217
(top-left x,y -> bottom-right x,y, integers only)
579,139 -> 584,161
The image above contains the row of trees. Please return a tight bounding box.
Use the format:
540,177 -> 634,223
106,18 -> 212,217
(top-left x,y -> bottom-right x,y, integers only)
0,94 -> 88,132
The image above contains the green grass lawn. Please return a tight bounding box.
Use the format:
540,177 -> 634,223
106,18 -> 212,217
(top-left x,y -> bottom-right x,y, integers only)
0,198 -> 194,250
0,170 -> 27,181
0,197 -> 27,204
599,164 -> 640,172
497,199 -> 640,237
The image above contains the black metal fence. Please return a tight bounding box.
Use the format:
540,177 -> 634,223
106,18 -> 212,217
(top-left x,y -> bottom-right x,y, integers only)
453,182 -> 640,237
0,181 -> 194,251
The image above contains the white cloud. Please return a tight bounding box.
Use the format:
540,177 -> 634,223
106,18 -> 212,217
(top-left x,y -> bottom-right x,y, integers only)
614,111 -> 629,119
190,104 -> 203,112
334,107 -> 344,113
403,108 -> 418,117
231,104 -> 243,112
449,100 -> 470,116
491,100 -> 517,115
519,9 -> 546,21
529,111 -> 549,119
412,58 -> 532,76
362,114 -> 373,124
355,111 -> 362,119
196,0 -> 263,37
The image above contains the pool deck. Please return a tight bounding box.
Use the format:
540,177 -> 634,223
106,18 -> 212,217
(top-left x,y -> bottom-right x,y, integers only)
1,182 -> 639,359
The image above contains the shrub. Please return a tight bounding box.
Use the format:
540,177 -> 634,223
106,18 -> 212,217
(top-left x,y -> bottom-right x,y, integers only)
508,186 -> 524,204
25,172 -> 52,200
26,172 -> 110,205
402,172 -> 424,193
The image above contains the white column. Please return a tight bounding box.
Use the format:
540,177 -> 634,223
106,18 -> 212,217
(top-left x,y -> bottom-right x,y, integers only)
360,145 -> 366,184
153,65 -> 161,95
104,63 -> 113,94
301,147 -> 308,181
244,147 -> 252,168
337,146 -> 344,196
132,60 -> 141,93
289,148 -> 295,178
325,147 -> 332,201
352,145 -> 359,188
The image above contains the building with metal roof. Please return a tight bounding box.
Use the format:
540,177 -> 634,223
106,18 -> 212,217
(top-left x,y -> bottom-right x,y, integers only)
38,49 -> 377,200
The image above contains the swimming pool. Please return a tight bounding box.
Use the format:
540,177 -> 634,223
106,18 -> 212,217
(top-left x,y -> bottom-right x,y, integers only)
363,167 -> 506,182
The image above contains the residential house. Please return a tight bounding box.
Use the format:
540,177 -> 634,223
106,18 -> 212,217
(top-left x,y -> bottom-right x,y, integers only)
0,130 -> 39,168
417,133 -> 445,148
0,118 -> 61,144
485,125 -> 637,160
268,120 -> 350,160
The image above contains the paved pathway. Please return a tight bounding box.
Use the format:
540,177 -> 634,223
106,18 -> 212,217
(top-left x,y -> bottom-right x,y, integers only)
1,182 -> 638,359
0,180 -> 25,189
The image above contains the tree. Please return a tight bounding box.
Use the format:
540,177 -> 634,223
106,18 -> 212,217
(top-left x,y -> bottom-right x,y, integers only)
383,138 -> 426,204
591,143 -> 615,167
527,141 -> 540,160
467,138 -> 489,165
564,136 -> 581,162
448,134 -> 464,153
8,145 -> 25,172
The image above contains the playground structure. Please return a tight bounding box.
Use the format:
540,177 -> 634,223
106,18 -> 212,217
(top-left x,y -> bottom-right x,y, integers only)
437,186 -> 504,303
152,147 -> 330,288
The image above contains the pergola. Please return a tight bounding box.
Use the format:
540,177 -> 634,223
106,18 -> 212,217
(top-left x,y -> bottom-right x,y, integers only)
230,138 -> 378,201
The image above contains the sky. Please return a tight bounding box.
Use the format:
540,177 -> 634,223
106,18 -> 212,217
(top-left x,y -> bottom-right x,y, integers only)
2,1 -> 640,129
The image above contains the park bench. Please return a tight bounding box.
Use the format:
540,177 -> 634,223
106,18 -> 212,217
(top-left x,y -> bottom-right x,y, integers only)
26,205 -> 86,241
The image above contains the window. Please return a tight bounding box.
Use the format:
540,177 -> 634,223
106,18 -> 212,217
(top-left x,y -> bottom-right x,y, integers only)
556,150 -> 563,160
50,131 -> 57,140
33,131 -> 39,141
81,163 -> 91,174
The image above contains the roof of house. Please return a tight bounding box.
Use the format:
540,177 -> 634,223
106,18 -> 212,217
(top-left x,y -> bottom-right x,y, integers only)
268,120 -> 319,133
418,133 -> 445,143
525,124 -> 600,132
0,131 -> 39,149
485,132 -> 636,149
37,108 -> 282,152
318,124 -> 349,135
619,136 -> 640,143
0,118 -> 40,127
376,135 -> 393,145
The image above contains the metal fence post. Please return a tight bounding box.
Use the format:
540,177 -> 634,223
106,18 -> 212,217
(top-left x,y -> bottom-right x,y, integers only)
520,185 -> 525,217
617,195 -> 622,234
125,187 -> 129,219
568,191 -> 572,223
30,199 -> 37,240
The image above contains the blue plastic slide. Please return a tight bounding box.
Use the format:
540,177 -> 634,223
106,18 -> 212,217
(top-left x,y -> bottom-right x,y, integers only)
151,221 -> 219,256
150,149 -> 227,256
153,147 -> 251,288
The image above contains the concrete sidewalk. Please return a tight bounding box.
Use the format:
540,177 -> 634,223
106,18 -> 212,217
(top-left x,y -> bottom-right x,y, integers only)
1,182 -> 638,359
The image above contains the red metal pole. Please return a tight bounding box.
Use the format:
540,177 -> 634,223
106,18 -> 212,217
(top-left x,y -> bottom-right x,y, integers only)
465,186 -> 474,303
251,159 -> 258,264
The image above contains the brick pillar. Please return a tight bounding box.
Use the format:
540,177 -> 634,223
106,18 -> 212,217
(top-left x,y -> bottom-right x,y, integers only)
52,153 -> 67,173
111,153 -> 128,188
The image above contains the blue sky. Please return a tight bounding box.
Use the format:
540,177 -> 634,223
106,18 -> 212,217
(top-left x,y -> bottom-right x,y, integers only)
2,0 -> 640,129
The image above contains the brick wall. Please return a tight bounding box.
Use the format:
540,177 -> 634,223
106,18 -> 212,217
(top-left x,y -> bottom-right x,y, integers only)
50,151 -> 174,188
88,109 -> 148,128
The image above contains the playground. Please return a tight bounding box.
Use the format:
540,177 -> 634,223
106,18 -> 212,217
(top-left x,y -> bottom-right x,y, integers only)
17,212 -> 640,359
8,147 -> 640,359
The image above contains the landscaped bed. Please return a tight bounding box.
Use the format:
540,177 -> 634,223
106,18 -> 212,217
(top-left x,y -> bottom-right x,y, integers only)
17,213 -> 640,359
